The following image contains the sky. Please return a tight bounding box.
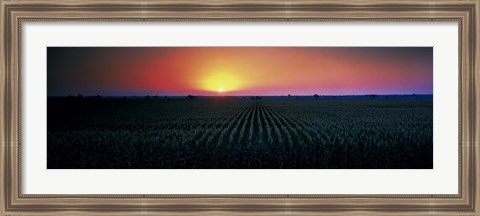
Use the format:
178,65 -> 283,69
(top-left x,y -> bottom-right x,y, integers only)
47,47 -> 433,96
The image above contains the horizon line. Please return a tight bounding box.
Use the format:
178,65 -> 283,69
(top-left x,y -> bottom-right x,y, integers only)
48,93 -> 434,97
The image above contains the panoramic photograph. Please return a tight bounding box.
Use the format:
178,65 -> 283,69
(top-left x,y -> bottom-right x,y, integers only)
47,47 -> 433,169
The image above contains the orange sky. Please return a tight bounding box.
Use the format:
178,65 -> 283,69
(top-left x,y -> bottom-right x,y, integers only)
48,47 -> 433,96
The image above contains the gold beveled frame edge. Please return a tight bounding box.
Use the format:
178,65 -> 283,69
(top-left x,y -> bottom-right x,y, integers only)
1,0 -> 478,215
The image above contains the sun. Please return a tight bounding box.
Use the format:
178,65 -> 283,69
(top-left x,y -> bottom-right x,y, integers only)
198,66 -> 246,95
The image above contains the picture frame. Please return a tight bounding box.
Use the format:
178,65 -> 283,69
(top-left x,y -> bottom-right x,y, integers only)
1,0 -> 478,215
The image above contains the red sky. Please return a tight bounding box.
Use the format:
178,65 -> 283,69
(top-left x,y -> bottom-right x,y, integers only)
48,47 -> 432,96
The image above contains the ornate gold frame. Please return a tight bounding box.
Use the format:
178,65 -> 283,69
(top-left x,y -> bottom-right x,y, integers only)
1,0 -> 479,215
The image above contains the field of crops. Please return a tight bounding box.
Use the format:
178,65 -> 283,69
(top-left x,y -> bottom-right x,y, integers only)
47,97 -> 433,169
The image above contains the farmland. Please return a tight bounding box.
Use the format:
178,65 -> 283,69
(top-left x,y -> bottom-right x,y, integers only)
47,97 -> 433,169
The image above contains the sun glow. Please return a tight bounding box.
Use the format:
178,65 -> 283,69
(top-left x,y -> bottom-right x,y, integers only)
199,68 -> 245,94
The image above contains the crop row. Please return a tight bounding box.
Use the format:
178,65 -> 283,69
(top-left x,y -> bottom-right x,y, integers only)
47,98 -> 433,169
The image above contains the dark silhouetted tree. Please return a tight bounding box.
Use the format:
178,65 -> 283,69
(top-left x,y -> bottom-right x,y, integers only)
313,94 -> 319,100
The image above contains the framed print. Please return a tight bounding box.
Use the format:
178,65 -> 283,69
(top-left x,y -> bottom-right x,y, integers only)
1,0 -> 479,215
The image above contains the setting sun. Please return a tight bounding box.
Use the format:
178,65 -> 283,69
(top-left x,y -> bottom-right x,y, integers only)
47,47 -> 433,96
198,67 -> 246,94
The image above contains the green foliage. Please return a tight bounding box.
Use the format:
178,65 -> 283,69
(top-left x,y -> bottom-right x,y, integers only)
47,98 -> 433,169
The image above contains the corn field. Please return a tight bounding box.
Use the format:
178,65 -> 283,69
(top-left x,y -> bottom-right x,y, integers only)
47,97 -> 432,169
